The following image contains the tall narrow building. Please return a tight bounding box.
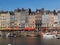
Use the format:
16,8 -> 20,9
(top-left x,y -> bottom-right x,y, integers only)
14,8 -> 29,30
0,11 -> 10,30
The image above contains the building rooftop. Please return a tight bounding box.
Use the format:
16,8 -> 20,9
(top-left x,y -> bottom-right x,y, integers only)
9,11 -> 15,15
0,8 -> 59,15
0,11 -> 9,14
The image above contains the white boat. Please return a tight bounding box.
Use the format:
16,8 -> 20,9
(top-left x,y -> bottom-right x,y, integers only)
43,33 -> 57,39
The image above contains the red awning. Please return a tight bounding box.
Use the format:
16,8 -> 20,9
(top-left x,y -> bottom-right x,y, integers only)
24,28 -> 35,31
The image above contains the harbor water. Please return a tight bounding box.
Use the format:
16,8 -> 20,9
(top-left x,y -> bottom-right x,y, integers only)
0,37 -> 60,45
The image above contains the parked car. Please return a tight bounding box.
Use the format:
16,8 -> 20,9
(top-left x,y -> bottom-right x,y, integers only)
43,33 -> 56,39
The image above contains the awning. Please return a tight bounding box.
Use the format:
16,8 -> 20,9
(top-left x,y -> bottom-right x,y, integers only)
40,27 -> 46,30
23,28 -> 35,31
41,27 -> 60,30
4,28 -> 12,30
0,28 -> 5,30
13,28 -> 20,30
4,28 -> 20,31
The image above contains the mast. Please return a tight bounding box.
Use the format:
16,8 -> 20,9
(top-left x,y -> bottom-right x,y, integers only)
46,23 -> 48,32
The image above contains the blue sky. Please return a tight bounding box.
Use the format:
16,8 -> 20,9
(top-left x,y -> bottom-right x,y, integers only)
0,0 -> 60,11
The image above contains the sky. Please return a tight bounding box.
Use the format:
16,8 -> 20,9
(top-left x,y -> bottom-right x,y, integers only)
0,0 -> 60,11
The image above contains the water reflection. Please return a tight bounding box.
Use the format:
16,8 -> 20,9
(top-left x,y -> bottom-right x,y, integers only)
0,37 -> 60,45
25,37 -> 39,45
